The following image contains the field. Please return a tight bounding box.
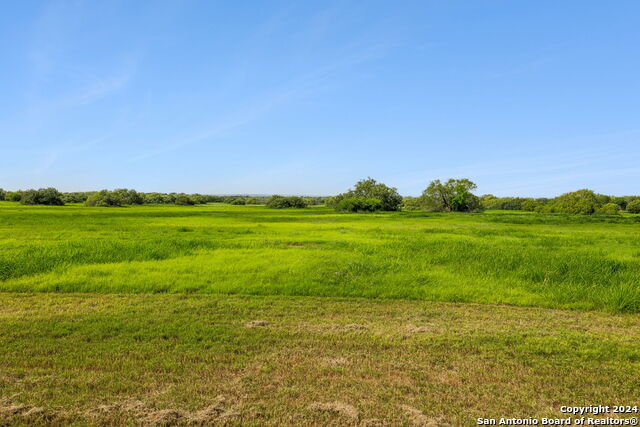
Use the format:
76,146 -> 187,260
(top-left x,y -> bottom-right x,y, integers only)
1,203 -> 639,425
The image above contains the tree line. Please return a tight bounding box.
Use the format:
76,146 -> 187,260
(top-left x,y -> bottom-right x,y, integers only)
1,181 -> 639,214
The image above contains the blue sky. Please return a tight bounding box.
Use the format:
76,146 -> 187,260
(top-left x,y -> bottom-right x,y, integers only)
1,1 -> 638,196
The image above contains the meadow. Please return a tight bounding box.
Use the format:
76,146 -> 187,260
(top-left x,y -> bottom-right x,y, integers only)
1,202 -> 639,311
1,202 -> 639,425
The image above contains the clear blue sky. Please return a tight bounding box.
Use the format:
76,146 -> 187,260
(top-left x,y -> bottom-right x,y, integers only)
1,1 -> 638,196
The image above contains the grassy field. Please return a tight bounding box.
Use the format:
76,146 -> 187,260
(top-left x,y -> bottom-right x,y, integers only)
1,202 -> 639,425
1,202 -> 639,311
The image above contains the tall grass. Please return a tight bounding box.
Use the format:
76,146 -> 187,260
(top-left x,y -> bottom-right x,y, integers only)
0,202 -> 638,312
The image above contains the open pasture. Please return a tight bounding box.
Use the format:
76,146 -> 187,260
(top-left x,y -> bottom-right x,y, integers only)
1,202 -> 639,312
1,203 -> 639,425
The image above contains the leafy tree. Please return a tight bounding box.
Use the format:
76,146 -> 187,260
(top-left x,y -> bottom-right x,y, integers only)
0,189 -> 5,201
20,188 -> 65,206
330,178 -> 402,211
612,197 -> 628,210
229,197 -> 246,205
175,194 -> 196,205
266,195 -> 308,209
420,179 -> 483,212
6,192 -> 22,202
598,203 -> 621,215
85,190 -> 122,207
542,189 -> 601,214
522,199 -> 539,212
112,189 -> 143,205
626,199 -> 640,214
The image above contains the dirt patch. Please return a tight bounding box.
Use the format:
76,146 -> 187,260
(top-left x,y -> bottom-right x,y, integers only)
308,401 -> 359,420
324,357 -> 348,367
286,242 -> 320,247
406,325 -> 432,333
400,405 -> 446,426
141,409 -> 185,425
0,405 -> 47,423
342,324 -> 368,331
245,320 -> 269,327
89,395 -> 238,425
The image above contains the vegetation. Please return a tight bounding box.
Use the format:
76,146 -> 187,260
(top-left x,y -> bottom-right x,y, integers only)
266,195 -> 308,209
420,178 -> 483,212
335,197 -> 382,212
1,203 -> 639,312
20,188 -> 65,206
0,293 -> 638,425
627,199 -> 640,214
1,202 -> 640,424
329,178 -> 402,211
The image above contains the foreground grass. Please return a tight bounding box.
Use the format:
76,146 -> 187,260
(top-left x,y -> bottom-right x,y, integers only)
1,203 -> 639,312
1,293 -> 638,425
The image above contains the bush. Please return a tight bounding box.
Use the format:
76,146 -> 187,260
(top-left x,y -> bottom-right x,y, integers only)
175,195 -> 196,205
522,199 -> 539,212
330,178 -> 402,212
598,203 -> 621,215
20,188 -> 65,206
626,200 -> 640,214
6,192 -> 22,202
266,195 -> 308,209
402,197 -> 423,211
336,197 -> 382,212
62,192 -> 89,203
85,190 -> 122,207
543,189 -> 601,214
230,197 -> 246,205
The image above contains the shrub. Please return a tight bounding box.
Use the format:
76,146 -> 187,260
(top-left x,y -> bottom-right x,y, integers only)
626,200 -> 640,214
230,197 -> 246,205
330,178 -> 402,212
175,195 -> 196,205
85,190 -> 122,207
266,195 -> 308,209
20,188 -> 65,206
6,192 -> 22,202
544,189 -> 601,214
62,192 -> 89,203
598,203 -> 621,215
402,197 -> 423,211
336,197 -> 382,212
522,199 -> 539,212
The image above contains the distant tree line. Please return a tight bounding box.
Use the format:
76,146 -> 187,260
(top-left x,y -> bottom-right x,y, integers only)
0,188 -> 328,208
479,190 -> 640,215
1,184 -> 638,215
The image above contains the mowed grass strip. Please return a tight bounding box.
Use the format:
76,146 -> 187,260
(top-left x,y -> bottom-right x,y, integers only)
0,293 -> 638,425
1,203 -> 639,312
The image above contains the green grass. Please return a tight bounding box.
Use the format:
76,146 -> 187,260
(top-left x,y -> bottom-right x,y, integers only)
1,293 -> 638,425
1,203 -> 639,425
1,202 -> 639,312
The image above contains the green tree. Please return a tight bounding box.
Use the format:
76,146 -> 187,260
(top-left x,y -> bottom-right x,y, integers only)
546,189 -> 601,214
175,194 -> 195,205
0,188 -> 5,201
626,199 -> 640,214
598,203 -> 621,215
266,195 -> 308,208
330,178 -> 402,211
420,179 -> 483,212
20,188 -> 65,206
85,190 -> 122,207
